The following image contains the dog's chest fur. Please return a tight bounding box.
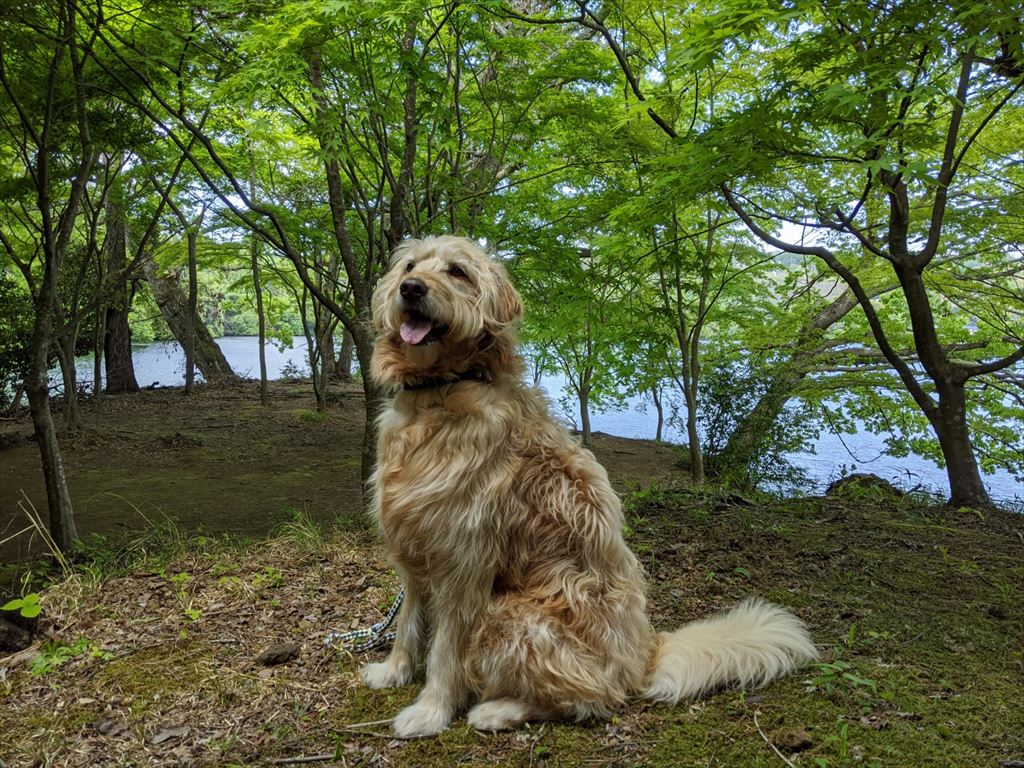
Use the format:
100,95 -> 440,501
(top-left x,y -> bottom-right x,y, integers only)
372,388 -> 520,576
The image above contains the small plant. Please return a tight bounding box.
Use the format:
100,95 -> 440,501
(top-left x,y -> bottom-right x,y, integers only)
183,605 -> 203,622
273,506 -> 324,548
168,571 -> 203,622
251,565 -> 285,597
29,636 -> 112,676
2,592 -> 41,619
806,659 -> 878,695
297,409 -> 327,423
825,717 -> 851,761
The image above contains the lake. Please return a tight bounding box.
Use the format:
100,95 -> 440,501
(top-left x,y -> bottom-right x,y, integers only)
57,336 -> 1022,506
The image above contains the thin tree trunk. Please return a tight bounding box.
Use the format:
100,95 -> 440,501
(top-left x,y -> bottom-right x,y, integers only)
354,329 -> 384,492
579,372 -> 593,448
92,253 -> 105,400
184,228 -> 198,394
55,328 -> 81,432
682,375 -> 704,481
249,164 -> 268,405
314,307 -> 331,413
252,233 -> 268,405
9,382 -> 26,414
651,386 -> 664,442
103,188 -> 140,394
299,288 -> 319,403
26,281 -> 78,553
678,317 -> 705,483
334,328 -> 354,381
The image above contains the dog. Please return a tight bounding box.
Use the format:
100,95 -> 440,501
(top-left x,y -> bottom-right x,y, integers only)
365,235 -> 817,737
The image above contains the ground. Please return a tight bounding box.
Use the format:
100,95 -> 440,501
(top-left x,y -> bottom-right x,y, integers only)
0,381 -> 678,565
0,383 -> 1022,767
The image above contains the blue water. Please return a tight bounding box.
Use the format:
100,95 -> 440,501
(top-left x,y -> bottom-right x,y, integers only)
58,336 -> 1022,506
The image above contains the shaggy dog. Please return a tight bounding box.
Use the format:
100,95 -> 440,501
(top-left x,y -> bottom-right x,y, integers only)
366,235 -> 817,737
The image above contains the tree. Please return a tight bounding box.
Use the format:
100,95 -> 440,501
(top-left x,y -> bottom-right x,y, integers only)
513,0 -> 1024,505
83,0 -> 585,488
0,0 -> 99,551
708,1 -> 1024,506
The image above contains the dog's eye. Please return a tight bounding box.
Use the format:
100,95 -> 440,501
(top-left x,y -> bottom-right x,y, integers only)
447,264 -> 467,279
405,261 -> 414,273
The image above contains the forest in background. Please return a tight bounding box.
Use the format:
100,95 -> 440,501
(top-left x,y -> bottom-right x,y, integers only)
1,0 -> 1023,555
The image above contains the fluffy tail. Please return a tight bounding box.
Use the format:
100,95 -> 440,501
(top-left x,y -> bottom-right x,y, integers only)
643,598 -> 818,704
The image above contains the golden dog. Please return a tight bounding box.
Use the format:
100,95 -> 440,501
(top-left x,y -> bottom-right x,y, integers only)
365,235 -> 817,737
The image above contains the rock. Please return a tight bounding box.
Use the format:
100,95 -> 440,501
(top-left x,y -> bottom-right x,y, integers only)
778,728 -> 814,753
0,615 -> 33,653
255,641 -> 301,666
825,473 -> 904,499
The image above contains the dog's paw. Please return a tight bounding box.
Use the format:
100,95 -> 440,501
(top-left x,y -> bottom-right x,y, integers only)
467,698 -> 532,731
362,661 -> 412,689
392,700 -> 452,738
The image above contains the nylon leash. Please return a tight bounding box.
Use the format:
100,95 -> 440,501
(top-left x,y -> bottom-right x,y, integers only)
324,587 -> 404,653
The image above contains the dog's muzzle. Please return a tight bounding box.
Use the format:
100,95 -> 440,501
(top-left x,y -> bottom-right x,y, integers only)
398,278 -> 442,345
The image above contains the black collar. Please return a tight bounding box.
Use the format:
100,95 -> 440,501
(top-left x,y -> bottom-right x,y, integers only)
402,368 -> 492,392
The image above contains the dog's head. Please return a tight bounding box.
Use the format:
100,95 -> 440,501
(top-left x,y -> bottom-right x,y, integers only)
370,236 -> 523,388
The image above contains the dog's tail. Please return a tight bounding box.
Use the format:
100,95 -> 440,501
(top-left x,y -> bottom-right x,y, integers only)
642,598 -> 818,704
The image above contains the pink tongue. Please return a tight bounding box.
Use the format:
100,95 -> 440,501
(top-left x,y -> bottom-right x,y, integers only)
400,319 -> 433,345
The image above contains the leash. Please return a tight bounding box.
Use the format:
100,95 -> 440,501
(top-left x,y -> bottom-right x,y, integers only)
324,587 -> 404,652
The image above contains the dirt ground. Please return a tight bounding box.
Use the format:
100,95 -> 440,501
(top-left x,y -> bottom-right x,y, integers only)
0,381 -> 680,565
1,382 -> 1022,767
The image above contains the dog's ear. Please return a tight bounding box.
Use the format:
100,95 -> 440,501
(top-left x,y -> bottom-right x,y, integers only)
486,262 -> 524,330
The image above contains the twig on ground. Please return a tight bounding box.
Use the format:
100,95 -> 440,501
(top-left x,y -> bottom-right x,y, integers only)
338,727 -> 420,741
341,718 -> 394,729
270,755 -> 338,765
753,710 -> 797,768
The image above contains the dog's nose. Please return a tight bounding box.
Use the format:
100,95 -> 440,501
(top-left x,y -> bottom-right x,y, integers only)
400,278 -> 427,302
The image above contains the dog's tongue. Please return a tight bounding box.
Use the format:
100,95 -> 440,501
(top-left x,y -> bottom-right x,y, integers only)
400,319 -> 433,345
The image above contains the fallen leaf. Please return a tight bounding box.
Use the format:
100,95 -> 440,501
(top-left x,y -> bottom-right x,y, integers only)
151,725 -> 190,745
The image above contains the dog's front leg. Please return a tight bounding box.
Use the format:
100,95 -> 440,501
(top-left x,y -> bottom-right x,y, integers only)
362,573 -> 423,689
392,591 -> 480,737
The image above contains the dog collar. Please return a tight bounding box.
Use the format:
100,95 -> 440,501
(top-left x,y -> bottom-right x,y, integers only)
402,368 -> 492,391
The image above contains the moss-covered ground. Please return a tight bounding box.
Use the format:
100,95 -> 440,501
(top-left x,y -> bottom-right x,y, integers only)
1,485 -> 1021,767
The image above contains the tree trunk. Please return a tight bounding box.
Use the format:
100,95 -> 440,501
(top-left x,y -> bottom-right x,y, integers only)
248,164 -> 268,405
716,289 -> 865,478
103,191 -> 140,394
141,257 -> 239,385
579,384 -> 592,448
334,327 -> 354,381
9,381 -> 26,414
932,383 -> 992,508
684,381 -> 704,483
678,317 -> 705,484
26,282 -> 78,553
251,233 -> 268,405
716,370 -> 798,480
92,299 -> 104,400
54,328 -> 81,432
651,386 -> 664,442
314,307 -> 332,413
184,229 -> 198,394
353,327 -> 383,495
